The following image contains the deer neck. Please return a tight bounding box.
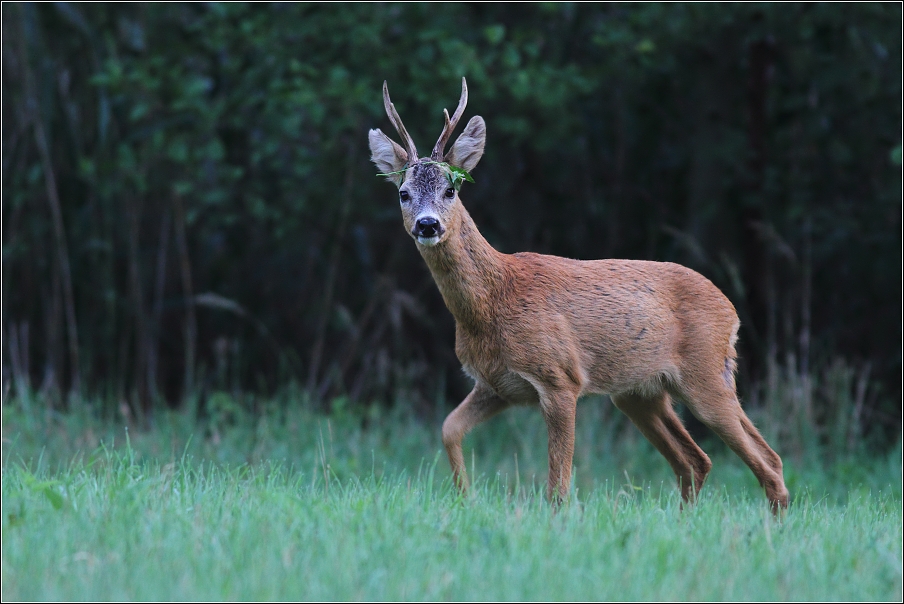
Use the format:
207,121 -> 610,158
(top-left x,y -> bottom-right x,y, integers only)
417,205 -> 506,331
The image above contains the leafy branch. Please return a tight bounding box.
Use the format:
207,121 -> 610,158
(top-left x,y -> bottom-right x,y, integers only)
375,163 -> 409,178
375,161 -> 474,191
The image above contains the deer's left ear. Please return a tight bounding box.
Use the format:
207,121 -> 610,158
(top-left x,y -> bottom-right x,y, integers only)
445,116 -> 486,173
369,128 -> 409,186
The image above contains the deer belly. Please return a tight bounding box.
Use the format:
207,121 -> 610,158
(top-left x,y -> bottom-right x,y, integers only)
461,362 -> 540,404
491,371 -> 541,405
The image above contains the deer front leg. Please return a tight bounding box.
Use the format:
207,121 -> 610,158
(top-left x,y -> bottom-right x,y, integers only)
442,383 -> 510,493
541,390 -> 578,505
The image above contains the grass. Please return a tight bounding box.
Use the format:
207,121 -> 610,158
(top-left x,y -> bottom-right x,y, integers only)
2,395 -> 902,601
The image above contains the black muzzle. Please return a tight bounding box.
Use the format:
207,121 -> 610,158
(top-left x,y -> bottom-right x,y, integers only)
414,217 -> 442,238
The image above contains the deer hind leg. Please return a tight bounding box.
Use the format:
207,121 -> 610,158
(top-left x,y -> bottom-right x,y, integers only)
611,390 -> 713,504
442,383 -> 511,494
676,376 -> 789,513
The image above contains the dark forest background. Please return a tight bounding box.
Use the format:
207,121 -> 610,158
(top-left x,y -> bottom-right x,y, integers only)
2,3 -> 900,449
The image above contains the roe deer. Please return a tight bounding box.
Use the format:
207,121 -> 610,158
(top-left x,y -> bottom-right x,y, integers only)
368,78 -> 789,512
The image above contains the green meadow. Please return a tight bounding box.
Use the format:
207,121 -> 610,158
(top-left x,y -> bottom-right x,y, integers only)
4,4 -> 900,601
2,396 -> 901,601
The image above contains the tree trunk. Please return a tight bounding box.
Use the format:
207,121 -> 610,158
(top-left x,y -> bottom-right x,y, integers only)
307,138 -> 356,399
18,9 -> 81,396
148,207 -> 171,405
173,193 -> 197,399
740,37 -> 775,385
127,195 -> 150,414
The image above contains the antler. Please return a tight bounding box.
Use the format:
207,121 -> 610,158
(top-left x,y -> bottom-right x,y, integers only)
431,77 -> 468,160
383,81 -> 418,162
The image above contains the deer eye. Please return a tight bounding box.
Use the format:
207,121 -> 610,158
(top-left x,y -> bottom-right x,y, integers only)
444,187 -> 455,199
399,190 -> 410,202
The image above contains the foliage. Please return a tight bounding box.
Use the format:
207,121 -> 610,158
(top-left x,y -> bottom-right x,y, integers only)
2,4 -> 900,443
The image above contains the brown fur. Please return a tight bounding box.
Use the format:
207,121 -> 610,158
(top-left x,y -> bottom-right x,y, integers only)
369,80 -> 789,512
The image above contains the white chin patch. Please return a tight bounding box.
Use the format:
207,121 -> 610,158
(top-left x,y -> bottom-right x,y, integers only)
417,236 -> 441,247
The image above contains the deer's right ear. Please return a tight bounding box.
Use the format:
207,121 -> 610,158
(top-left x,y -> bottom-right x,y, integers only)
369,129 -> 409,186
445,116 -> 486,173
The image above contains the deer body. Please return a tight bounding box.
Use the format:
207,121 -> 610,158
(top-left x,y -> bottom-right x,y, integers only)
370,79 -> 789,511
422,207 -> 703,399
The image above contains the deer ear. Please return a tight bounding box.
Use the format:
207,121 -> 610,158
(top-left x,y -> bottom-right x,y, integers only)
369,128 -> 409,186
445,116 -> 486,173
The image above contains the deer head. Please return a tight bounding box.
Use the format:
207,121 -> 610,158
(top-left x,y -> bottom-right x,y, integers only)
368,78 -> 486,247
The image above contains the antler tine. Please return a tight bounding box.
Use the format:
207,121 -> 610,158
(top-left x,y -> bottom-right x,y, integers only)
431,77 -> 468,160
383,81 -> 418,161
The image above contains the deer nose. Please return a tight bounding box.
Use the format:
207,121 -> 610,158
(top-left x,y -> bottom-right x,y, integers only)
415,217 -> 442,238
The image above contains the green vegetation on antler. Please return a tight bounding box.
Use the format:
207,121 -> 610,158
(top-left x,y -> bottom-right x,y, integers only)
376,161 -> 475,191
432,161 -> 476,191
